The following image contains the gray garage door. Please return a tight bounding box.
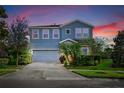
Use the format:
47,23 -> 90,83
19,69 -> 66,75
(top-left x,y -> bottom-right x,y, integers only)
32,50 -> 60,62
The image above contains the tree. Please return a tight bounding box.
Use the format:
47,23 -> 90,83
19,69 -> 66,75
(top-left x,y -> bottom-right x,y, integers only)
60,42 -> 82,65
102,47 -> 113,59
0,6 -> 8,18
9,17 -> 28,66
111,30 -> 124,67
0,6 -> 8,57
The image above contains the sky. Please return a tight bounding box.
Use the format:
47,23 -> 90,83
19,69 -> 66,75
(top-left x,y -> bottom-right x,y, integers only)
4,5 -> 124,38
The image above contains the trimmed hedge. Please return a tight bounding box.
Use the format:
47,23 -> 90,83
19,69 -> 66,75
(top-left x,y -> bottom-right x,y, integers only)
8,53 -> 32,65
76,55 -> 101,66
0,58 -> 9,66
64,55 -> 101,66
8,55 -> 16,65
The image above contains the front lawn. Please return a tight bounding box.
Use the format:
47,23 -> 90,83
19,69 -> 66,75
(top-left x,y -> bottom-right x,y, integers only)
67,59 -> 124,79
72,70 -> 124,79
0,65 -> 22,76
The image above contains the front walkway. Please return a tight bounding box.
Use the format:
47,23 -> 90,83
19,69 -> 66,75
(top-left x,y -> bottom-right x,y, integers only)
0,62 -> 87,80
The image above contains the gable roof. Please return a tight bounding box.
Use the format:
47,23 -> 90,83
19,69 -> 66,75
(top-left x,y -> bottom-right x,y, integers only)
59,38 -> 78,44
61,19 -> 94,27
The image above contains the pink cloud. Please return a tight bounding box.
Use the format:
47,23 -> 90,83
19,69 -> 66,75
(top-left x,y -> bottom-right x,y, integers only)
16,6 -> 89,18
19,6 -> 55,18
93,20 -> 124,38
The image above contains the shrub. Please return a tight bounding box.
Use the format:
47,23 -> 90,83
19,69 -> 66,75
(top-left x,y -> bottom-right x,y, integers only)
76,55 -> 101,66
64,60 -> 69,67
93,55 -> 101,65
19,53 -> 32,65
8,48 -> 32,65
8,55 -> 16,65
76,55 -> 93,66
81,55 -> 93,66
0,50 -> 8,58
0,58 -> 9,66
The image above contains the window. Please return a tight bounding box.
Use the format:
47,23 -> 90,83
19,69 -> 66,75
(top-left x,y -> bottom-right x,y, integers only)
82,47 -> 89,55
82,28 -> 89,38
75,28 -> 89,39
42,29 -> 49,39
65,28 -> 71,34
52,29 -> 60,39
32,29 -> 39,39
75,28 -> 82,38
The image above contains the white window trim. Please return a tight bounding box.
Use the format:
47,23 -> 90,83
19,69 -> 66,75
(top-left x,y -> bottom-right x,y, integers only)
32,29 -> 39,39
75,28 -> 82,39
65,28 -> 71,35
42,29 -> 49,39
52,29 -> 60,39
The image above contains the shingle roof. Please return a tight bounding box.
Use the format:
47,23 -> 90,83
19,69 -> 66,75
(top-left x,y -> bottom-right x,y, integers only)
29,19 -> 94,28
30,24 -> 61,28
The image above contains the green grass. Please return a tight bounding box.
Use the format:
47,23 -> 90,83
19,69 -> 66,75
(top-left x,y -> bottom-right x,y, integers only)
0,69 -> 16,75
0,65 -> 22,76
73,70 -> 124,79
66,59 -> 124,79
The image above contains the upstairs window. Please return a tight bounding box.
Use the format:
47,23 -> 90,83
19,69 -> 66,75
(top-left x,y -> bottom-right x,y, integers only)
42,29 -> 49,39
52,29 -> 60,39
75,28 -> 82,38
65,28 -> 71,34
82,28 -> 89,38
75,28 -> 90,39
32,29 -> 39,39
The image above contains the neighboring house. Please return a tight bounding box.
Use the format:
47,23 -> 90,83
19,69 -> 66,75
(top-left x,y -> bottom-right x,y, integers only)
29,20 -> 94,62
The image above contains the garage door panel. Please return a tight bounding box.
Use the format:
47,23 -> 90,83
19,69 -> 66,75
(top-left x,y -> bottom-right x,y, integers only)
32,51 -> 59,62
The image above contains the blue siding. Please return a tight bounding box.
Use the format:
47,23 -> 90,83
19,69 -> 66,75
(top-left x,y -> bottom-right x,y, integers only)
31,39 -> 60,49
30,28 -> 60,49
60,21 -> 93,40
30,20 -> 93,50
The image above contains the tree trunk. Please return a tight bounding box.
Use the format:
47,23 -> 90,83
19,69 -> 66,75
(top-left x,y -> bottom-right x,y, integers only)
71,55 -> 75,64
16,47 -> 19,67
65,54 -> 70,65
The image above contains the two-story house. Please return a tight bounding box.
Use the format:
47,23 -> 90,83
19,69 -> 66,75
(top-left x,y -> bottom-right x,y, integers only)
29,20 -> 94,62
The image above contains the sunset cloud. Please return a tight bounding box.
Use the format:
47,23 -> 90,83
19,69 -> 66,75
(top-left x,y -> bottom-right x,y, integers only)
93,20 -> 124,38
18,6 -> 89,18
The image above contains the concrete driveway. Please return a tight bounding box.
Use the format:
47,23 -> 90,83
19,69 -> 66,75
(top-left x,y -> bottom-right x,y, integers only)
0,63 -> 124,88
0,62 -> 87,80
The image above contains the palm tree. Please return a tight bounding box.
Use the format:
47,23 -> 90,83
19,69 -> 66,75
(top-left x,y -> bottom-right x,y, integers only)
59,43 -> 70,64
59,42 -> 82,65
